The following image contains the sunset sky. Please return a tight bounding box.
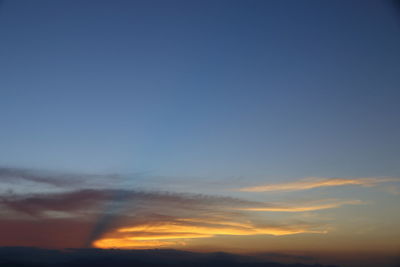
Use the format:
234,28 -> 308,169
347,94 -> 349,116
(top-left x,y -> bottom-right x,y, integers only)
0,1 -> 400,267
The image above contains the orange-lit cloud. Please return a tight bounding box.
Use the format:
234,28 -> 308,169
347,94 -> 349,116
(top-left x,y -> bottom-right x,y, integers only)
94,218 -> 326,249
238,177 -> 399,192
94,239 -> 175,249
238,199 -> 363,212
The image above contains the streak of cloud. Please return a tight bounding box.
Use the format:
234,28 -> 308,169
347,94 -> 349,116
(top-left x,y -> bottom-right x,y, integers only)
0,190 -> 359,219
94,217 -> 325,249
0,167 -> 119,188
0,189 -> 108,217
237,199 -> 363,212
238,177 -> 399,192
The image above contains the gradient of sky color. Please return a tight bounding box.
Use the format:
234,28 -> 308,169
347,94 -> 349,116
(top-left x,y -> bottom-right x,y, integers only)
1,1 -> 400,267
1,0 -> 399,178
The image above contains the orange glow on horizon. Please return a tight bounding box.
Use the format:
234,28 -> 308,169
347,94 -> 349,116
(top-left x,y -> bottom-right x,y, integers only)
93,239 -> 175,249
93,219 -> 326,249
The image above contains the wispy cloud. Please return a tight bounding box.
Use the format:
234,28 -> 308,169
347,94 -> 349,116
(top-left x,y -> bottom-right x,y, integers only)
94,217 -> 325,249
238,177 -> 399,192
0,167 -> 120,188
0,167 -> 73,187
237,199 -> 363,212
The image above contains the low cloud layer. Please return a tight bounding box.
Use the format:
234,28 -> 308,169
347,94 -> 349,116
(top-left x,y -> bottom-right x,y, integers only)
0,167 -> 369,249
95,218 -> 325,249
0,188 -> 332,249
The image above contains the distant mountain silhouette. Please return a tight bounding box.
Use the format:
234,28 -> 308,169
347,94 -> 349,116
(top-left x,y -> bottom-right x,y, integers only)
0,247 -> 340,267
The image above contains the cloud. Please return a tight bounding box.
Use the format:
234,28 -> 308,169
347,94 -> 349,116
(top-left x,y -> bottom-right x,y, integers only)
237,199 -> 363,212
0,190 -> 246,215
0,189 -> 328,249
0,189 -> 109,217
0,168 -> 366,249
238,177 -> 399,192
0,167 -> 73,187
0,167 -> 120,189
94,217 -> 325,249
0,190 -> 358,219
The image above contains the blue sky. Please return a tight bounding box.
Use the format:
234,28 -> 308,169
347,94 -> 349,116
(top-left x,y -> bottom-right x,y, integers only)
1,0 -> 399,182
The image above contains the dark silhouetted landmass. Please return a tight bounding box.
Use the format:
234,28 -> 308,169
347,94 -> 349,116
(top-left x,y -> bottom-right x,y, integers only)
0,247 -> 340,267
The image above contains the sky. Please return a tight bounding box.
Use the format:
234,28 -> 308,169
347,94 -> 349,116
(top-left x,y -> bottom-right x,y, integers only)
0,1 -> 400,267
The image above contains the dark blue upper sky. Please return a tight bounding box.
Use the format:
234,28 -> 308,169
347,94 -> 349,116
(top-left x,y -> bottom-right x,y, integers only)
1,0 -> 399,181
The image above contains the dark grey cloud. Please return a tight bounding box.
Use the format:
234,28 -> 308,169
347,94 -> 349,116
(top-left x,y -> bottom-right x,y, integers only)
0,188 -> 257,218
0,167 -> 120,188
